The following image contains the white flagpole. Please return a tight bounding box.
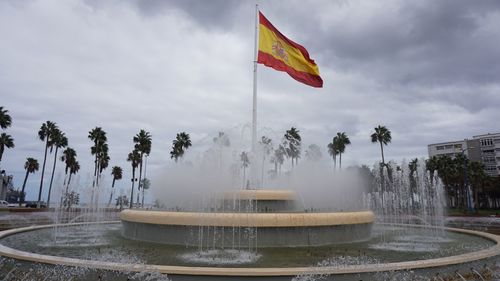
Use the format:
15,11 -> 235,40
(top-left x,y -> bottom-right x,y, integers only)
250,4 -> 259,188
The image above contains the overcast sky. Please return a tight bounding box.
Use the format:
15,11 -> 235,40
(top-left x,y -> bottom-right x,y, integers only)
1,0 -> 499,201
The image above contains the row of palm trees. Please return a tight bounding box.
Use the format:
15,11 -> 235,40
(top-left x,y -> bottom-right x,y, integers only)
0,107 -> 115,206
0,107 -> 14,165
425,154 -> 500,209
326,125 -> 392,171
0,105 -> 397,207
264,125 -> 391,175
2,107 -> 41,205
126,130 -> 152,208
4,102 -> 499,212
126,130 -> 192,209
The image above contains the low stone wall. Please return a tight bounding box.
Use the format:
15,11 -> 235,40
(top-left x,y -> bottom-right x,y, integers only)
121,220 -> 373,247
120,210 -> 375,247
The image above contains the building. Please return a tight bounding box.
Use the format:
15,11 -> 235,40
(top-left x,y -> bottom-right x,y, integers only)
427,132 -> 500,177
472,133 -> 500,177
428,139 -> 481,161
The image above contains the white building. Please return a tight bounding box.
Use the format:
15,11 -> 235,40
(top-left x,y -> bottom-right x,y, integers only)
427,132 -> 500,177
472,133 -> 500,177
428,139 -> 480,161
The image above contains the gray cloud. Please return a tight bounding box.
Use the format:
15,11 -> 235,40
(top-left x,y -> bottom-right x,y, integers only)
0,0 -> 499,203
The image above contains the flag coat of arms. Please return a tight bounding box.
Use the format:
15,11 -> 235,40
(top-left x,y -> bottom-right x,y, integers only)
257,12 -> 323,88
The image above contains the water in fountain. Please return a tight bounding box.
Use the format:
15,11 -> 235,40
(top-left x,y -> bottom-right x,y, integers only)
361,158 -> 448,256
186,189 -> 261,264
49,170 -> 118,247
363,159 -> 446,227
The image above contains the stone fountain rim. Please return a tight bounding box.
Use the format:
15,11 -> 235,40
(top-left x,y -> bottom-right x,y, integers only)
0,221 -> 498,277
119,209 -> 376,227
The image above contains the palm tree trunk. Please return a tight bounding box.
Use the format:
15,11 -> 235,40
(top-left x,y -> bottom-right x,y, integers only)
0,145 -> 4,162
63,171 -> 68,186
108,177 -> 116,207
96,161 -> 100,187
333,155 -> 337,171
142,156 -> 148,208
47,147 -> 59,208
38,139 -> 49,204
93,142 -> 98,187
20,170 -> 29,206
474,185 -> 479,209
142,186 -> 145,208
339,153 -> 342,171
261,156 -> 265,187
243,167 -> 246,189
61,176 -> 69,209
90,151 -> 97,209
130,168 -> 135,209
379,141 -> 385,165
137,154 -> 144,206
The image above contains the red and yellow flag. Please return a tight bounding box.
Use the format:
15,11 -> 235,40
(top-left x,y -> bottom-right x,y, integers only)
257,12 -> 323,88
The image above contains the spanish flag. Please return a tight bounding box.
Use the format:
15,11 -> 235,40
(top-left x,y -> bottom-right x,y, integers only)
257,12 -> 323,88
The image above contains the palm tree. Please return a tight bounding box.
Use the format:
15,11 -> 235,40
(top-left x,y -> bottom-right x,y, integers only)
454,153 -> 470,209
20,158 -> 39,206
141,177 -> 150,207
284,127 -> 301,168
327,138 -> 339,171
468,161 -> 487,209
60,158 -> 80,209
108,166 -> 123,207
127,149 -> 141,209
305,144 -> 322,161
240,151 -> 250,189
88,127 -> 108,208
66,160 -> 80,187
38,121 -> 57,204
0,107 -> 12,129
59,147 -> 77,208
47,129 -> 68,207
425,156 -> 440,185
88,127 -> 107,187
0,133 -> 15,163
335,132 -> 351,170
170,132 -> 192,162
259,136 -> 273,186
133,130 -> 152,206
370,125 -> 392,165
60,147 -> 77,185
213,132 -> 230,169
99,152 -> 110,174
409,158 -> 418,176
408,158 -> 418,211
270,145 -> 285,176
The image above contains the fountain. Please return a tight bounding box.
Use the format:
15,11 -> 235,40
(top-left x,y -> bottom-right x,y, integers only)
121,189 -> 374,248
0,153 -> 498,280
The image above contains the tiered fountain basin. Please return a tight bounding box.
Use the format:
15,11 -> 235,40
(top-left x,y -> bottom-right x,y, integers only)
121,189 -> 375,247
120,209 -> 375,247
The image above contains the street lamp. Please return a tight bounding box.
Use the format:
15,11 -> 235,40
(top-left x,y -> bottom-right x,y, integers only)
459,147 -> 475,214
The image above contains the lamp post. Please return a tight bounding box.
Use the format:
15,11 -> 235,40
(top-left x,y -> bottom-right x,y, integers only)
459,148 -> 475,214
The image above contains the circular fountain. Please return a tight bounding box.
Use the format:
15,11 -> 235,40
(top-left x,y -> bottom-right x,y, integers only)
121,190 -> 375,247
0,162 -> 498,280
